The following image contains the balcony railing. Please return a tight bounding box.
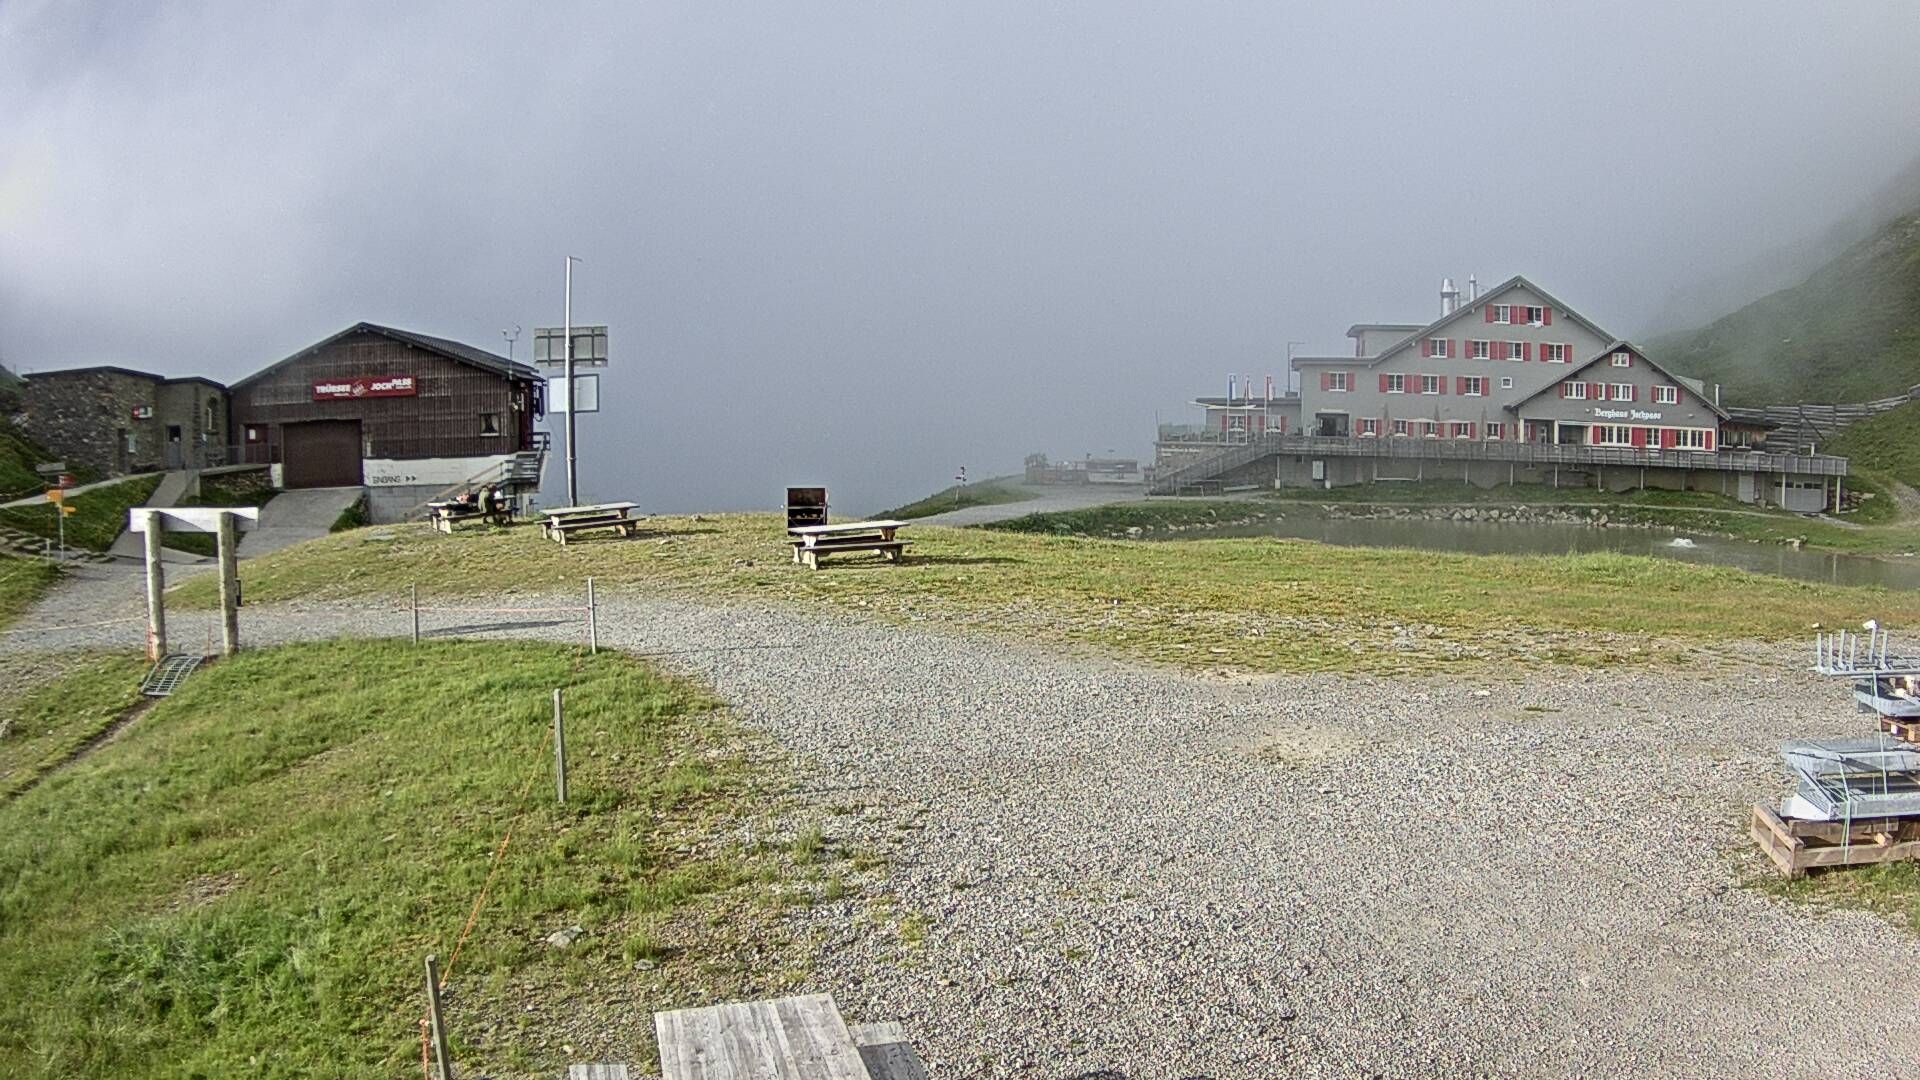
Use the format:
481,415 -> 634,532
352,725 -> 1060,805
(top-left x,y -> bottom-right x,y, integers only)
1159,431 -> 1848,477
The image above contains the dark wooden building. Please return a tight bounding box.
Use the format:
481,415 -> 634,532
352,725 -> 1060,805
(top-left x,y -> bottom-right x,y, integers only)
229,323 -> 544,489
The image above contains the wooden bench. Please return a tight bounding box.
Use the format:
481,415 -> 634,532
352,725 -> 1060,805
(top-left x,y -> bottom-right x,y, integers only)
787,520 -> 910,570
427,501 -> 513,534
655,994 -> 927,1080
539,502 -> 643,545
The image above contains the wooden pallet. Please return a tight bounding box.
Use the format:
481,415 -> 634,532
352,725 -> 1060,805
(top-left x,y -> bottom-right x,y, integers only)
1750,802 -> 1920,877
1877,715 -> 1920,742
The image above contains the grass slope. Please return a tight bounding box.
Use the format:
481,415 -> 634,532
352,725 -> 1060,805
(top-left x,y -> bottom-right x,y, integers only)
879,476 -> 1034,520
173,516 -> 1920,672
0,639 -> 824,1079
0,653 -> 149,798
1827,400 -> 1920,490
0,474 -> 161,552
161,469 -> 279,557
1652,211 -> 1920,403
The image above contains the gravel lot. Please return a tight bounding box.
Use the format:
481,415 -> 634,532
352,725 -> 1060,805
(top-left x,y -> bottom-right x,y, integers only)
7,565 -> 1919,1079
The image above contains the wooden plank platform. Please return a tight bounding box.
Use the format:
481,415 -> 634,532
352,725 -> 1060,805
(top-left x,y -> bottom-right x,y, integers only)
1879,715 -> 1920,742
656,994 -> 872,1080
1751,801 -> 1920,877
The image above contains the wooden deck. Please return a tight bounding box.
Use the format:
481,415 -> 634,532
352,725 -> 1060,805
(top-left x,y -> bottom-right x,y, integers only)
655,994 -> 926,1080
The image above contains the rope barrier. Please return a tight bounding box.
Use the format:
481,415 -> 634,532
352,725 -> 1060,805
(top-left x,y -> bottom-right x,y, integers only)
0,615 -> 145,636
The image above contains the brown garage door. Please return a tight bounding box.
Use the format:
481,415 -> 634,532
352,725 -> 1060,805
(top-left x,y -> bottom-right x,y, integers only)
281,420 -> 364,488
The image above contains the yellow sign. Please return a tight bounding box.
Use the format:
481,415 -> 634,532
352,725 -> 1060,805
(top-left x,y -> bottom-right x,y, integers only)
59,504 -> 76,516
45,488 -> 63,503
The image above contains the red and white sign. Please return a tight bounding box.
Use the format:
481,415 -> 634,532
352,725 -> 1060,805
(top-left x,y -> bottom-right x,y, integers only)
311,375 -> 418,400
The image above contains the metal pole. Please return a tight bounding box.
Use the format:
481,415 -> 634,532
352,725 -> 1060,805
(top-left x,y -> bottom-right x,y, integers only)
56,498 -> 65,562
424,954 -> 453,1080
142,510 -> 167,661
411,583 -> 420,644
553,688 -> 567,804
586,576 -> 597,654
216,511 -> 240,655
564,255 -> 580,507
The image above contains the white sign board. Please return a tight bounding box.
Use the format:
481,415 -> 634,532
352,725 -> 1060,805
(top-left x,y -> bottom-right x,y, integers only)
1592,407 -> 1665,422
127,507 -> 261,535
548,373 -> 601,413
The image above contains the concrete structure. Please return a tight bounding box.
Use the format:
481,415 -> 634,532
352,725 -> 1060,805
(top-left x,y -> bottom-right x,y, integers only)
21,367 -> 229,475
228,323 -> 547,521
1154,275 -> 1848,510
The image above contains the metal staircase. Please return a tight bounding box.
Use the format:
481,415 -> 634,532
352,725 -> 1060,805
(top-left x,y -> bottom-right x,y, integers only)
1147,438 -> 1278,495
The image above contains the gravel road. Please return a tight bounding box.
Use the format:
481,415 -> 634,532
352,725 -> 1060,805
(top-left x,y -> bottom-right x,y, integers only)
7,565 -> 1917,1079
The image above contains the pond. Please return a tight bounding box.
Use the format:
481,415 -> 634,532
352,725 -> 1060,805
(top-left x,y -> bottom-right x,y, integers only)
1176,515 -> 1920,590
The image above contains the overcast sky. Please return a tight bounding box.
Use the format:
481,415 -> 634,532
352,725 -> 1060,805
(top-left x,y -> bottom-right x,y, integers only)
3,2 -> 1918,512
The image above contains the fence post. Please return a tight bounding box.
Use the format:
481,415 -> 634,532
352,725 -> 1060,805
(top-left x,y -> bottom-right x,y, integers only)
216,511 -> 240,655
585,576 -> 597,654
552,688 -> 567,804
424,954 -> 453,1080
411,583 -> 420,644
142,509 -> 167,661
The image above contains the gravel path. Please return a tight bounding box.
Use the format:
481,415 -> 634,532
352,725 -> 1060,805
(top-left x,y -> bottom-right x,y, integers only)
6,568 -> 1918,1078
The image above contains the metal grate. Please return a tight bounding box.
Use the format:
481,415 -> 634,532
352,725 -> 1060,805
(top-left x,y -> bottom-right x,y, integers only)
141,654 -> 205,698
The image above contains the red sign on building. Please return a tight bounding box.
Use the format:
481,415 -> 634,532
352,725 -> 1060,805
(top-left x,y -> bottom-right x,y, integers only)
311,375 -> 418,400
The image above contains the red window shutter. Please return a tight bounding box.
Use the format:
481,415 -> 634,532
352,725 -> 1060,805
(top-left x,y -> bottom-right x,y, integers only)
1542,307 -> 1553,326
1421,338 -> 1432,357
1705,429 -> 1716,451
1559,382 -> 1568,399
1590,425 -> 1602,443
1631,427 -> 1646,448
1523,342 -> 1533,361
1436,377 -> 1447,395
1379,373 -> 1390,392
1660,428 -> 1675,449
1455,376 -> 1465,394
1484,305 -> 1495,324
1631,385 -> 1639,402
1320,371 -> 1330,391
1450,339 -> 1459,359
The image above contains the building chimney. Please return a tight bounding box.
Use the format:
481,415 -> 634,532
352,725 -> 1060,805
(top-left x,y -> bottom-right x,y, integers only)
1468,274 -> 1479,301
1440,277 -> 1460,316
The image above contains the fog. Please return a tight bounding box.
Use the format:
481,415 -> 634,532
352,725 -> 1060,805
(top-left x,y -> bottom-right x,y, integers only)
3,2 -> 1917,512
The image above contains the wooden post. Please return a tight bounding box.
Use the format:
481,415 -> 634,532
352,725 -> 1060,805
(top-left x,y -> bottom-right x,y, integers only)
424,954 -> 453,1080
216,511 -> 240,655
553,688 -> 568,804
411,584 -> 421,644
585,577 -> 598,654
143,510 -> 167,661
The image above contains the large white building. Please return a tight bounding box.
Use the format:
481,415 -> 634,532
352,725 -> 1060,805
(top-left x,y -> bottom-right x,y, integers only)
1154,275 -> 1844,511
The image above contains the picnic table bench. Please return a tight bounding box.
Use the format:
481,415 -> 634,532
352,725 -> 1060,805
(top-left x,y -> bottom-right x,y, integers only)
427,499 -> 513,533
539,502 -> 643,545
654,994 -> 927,1080
787,520 -> 910,570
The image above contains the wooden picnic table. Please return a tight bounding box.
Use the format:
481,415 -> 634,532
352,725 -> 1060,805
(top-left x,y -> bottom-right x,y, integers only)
786,519 -> 910,569
538,501 -> 643,545
426,499 -> 513,533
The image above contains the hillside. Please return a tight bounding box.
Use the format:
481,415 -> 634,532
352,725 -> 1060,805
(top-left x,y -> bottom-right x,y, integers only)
1651,210 -> 1920,404
1826,400 -> 1920,490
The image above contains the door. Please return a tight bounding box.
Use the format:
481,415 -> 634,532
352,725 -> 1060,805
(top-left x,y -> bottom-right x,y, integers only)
165,425 -> 184,469
1315,413 -> 1349,437
281,419 -> 364,488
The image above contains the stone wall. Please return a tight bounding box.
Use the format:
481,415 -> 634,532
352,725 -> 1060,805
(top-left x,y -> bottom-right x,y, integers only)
21,370 -> 161,475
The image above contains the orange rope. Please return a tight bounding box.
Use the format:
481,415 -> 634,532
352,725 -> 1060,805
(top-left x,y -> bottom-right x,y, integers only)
438,723 -> 554,988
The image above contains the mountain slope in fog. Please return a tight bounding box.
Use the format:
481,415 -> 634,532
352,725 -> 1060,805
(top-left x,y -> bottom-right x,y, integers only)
1652,207 -> 1920,404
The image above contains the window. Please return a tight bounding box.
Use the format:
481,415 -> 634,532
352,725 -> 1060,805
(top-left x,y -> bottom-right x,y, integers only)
1524,306 -> 1544,325
1358,418 -> 1379,437
1543,343 -> 1566,363
1500,376 -> 1514,389
1462,376 -> 1485,396
205,401 -> 217,431
1610,383 -> 1634,401
1421,375 -> 1441,394
1592,425 -> 1632,446
1470,339 -> 1490,360
1451,421 -> 1473,439
480,413 -> 501,436
1563,381 -> 1588,400
1421,420 -> 1440,438
1654,385 -> 1679,405
1428,338 -> 1451,358
1328,371 -> 1349,392
1507,342 -> 1526,361
1611,351 -> 1632,367
1492,304 -> 1511,324
1675,428 -> 1708,449
1391,419 -> 1410,436
1485,422 -> 1504,440
1386,373 -> 1406,394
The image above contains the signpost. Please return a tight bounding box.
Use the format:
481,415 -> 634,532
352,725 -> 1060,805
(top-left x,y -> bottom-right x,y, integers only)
45,488 -> 75,560
534,259 -> 609,507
